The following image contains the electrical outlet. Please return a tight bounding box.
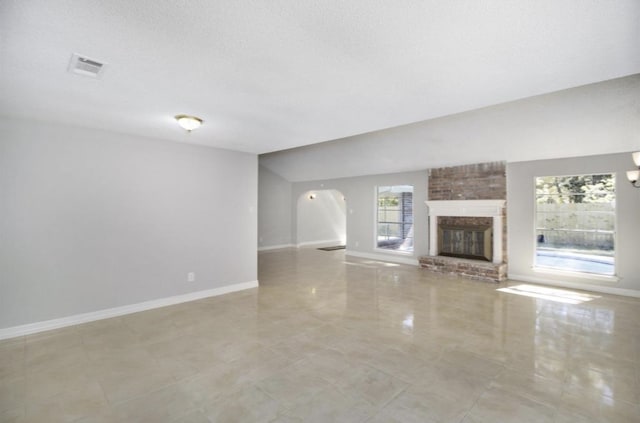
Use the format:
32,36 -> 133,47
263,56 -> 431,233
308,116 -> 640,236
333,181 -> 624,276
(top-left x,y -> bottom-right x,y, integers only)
187,272 -> 195,282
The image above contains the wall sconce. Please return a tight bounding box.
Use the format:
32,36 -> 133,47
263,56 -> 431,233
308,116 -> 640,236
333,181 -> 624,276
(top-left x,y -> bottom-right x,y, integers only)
175,114 -> 203,132
308,193 -> 316,200
626,151 -> 640,188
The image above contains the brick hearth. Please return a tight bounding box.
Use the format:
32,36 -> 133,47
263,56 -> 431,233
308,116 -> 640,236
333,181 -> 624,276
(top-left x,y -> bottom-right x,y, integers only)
419,255 -> 507,283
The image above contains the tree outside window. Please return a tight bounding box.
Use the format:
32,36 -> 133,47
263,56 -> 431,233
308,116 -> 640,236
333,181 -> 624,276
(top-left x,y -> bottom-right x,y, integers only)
535,174 -> 615,275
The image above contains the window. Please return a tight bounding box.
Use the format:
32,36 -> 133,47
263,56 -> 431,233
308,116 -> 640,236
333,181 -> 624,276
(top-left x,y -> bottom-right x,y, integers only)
535,174 -> 615,276
376,185 -> 413,252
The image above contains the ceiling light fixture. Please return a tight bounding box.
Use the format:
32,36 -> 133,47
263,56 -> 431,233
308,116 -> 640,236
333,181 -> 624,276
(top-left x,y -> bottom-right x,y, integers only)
175,114 -> 203,132
626,151 -> 640,188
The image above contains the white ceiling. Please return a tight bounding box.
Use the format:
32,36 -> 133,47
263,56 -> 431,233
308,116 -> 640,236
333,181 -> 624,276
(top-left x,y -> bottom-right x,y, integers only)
1,1 -> 639,155
261,74 -> 640,181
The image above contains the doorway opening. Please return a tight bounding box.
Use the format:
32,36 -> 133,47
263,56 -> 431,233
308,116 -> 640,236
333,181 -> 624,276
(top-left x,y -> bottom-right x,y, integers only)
296,189 -> 346,248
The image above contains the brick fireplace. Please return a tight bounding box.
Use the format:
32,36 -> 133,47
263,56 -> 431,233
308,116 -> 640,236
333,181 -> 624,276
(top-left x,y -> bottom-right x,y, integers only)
439,218 -> 492,262
419,162 -> 507,282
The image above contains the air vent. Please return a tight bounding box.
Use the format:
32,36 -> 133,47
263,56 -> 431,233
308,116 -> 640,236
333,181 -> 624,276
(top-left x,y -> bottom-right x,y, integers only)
68,53 -> 107,78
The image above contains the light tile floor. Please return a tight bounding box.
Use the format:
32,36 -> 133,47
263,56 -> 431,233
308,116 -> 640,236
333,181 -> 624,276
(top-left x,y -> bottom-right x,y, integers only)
1,248 -> 639,422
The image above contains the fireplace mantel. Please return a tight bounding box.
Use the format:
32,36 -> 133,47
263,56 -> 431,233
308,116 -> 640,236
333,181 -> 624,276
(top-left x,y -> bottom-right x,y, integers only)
424,200 -> 505,217
425,200 -> 505,264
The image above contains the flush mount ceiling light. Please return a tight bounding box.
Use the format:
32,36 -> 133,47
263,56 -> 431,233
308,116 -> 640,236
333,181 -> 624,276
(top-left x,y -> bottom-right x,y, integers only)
175,114 -> 203,132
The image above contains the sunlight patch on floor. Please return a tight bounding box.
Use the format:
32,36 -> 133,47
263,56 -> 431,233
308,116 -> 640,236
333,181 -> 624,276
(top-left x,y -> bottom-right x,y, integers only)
497,284 -> 600,304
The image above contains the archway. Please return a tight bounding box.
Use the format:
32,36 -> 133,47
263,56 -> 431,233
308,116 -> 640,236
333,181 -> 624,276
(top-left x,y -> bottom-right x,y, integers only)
296,189 -> 346,247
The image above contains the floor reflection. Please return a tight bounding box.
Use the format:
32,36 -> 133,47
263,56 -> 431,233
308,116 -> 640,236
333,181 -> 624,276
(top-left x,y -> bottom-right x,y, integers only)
258,248 -> 639,421
2,248 -> 637,422
497,284 -> 600,304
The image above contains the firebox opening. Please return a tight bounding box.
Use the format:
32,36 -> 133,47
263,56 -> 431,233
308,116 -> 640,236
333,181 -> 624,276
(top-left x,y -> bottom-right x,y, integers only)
438,224 -> 493,262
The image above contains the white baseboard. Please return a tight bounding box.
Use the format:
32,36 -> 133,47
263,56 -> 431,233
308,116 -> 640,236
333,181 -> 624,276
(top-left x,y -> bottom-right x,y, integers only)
258,243 -> 295,251
509,274 -> 640,298
0,280 -> 259,341
297,239 -> 344,248
345,250 -> 419,266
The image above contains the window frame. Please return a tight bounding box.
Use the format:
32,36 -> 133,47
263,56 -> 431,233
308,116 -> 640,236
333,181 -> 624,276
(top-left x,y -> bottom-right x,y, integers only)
532,172 -> 617,278
374,185 -> 414,255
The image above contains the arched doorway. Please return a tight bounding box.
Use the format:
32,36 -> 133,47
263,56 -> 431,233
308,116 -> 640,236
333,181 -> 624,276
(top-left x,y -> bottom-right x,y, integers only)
296,189 -> 346,247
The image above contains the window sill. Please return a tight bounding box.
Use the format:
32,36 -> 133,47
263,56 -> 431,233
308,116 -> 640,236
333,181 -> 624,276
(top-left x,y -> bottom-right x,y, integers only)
532,266 -> 620,283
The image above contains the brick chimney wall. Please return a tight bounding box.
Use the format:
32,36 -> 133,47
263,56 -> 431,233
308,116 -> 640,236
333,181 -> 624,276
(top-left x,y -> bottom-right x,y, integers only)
428,161 -> 507,263
429,162 -> 506,201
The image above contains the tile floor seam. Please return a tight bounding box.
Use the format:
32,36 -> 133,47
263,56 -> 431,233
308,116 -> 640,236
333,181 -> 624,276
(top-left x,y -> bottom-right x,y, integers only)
252,382 -> 294,416
98,370 -> 181,407
3,249 -> 639,422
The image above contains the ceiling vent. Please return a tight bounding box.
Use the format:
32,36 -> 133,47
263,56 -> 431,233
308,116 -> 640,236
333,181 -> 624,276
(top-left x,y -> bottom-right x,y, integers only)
67,53 -> 107,78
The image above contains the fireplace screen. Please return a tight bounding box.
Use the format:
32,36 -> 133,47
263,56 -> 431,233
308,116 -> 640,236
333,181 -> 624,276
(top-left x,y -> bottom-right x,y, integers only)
438,225 -> 492,261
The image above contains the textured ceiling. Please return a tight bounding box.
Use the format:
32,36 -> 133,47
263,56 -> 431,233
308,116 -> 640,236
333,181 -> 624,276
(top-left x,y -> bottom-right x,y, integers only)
1,1 -> 639,154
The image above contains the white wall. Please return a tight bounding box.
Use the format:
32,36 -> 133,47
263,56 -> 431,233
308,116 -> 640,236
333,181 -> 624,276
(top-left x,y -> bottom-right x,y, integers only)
0,119 -> 258,329
507,153 -> 640,294
291,171 -> 428,264
296,189 -> 346,246
258,165 -> 292,249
